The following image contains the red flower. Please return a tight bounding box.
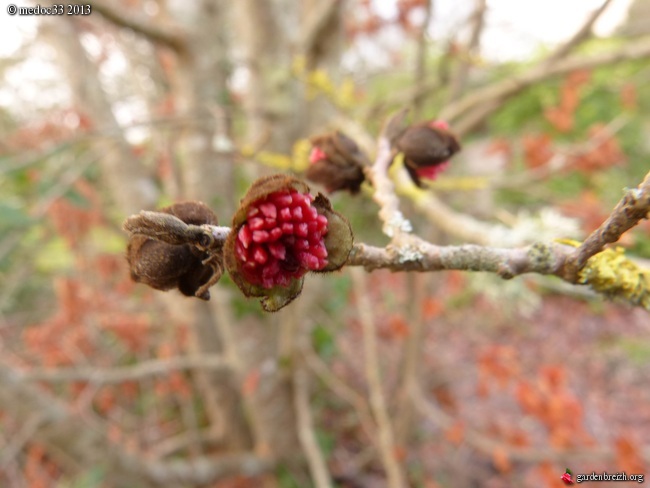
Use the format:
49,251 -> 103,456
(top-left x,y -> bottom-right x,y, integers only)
225,175 -> 353,311
234,189 -> 328,288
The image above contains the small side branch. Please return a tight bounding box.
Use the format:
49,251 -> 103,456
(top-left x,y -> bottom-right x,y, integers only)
570,170 -> 650,274
367,135 -> 413,238
363,109 -> 416,240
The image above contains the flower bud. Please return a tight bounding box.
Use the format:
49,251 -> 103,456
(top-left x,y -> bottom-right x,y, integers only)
126,201 -> 222,300
396,120 -> 461,187
224,175 -> 353,311
305,131 -> 368,194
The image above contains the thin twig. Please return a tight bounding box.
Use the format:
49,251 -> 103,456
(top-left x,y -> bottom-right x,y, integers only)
351,268 -> 406,488
17,355 -> 229,384
293,364 -> 333,488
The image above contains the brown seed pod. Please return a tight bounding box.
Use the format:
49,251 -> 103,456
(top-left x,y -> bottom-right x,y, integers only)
224,174 -> 353,312
125,201 -> 223,300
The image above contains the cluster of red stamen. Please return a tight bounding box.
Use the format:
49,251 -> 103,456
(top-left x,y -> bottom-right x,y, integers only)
234,190 -> 329,289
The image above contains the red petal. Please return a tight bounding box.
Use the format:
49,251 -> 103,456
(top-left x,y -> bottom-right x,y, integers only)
238,225 -> 252,249
295,239 -> 309,251
312,245 -> 328,259
306,206 -> 318,221
260,202 -> 277,219
295,222 -> 309,237
316,214 -> 328,231
271,192 -> 293,206
253,246 -> 268,264
235,241 -> 248,262
268,242 -> 287,260
298,252 -> 319,269
252,230 -> 270,243
249,217 -> 265,230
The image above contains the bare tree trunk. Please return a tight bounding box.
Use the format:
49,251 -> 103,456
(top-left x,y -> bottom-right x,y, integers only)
162,0 -> 251,452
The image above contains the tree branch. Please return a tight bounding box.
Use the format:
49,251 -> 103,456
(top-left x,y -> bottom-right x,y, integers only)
442,36 -> 650,135
347,241 -> 570,280
89,0 -> 188,52
123,167 -> 650,309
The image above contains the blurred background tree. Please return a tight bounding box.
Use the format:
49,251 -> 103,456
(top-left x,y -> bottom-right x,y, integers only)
1,0 -> 649,487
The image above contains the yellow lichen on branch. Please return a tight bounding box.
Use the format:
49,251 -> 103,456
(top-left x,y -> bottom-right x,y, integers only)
559,239 -> 650,309
579,247 -> 650,310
